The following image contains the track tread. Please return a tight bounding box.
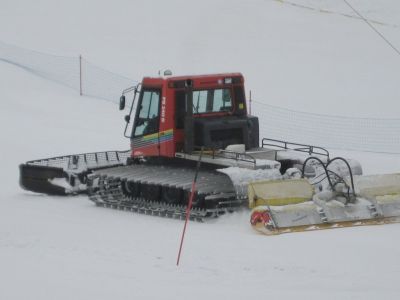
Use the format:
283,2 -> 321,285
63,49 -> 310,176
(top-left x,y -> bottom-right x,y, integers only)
87,164 -> 243,221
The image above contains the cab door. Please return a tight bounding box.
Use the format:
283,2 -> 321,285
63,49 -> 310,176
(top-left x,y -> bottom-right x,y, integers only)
131,89 -> 161,157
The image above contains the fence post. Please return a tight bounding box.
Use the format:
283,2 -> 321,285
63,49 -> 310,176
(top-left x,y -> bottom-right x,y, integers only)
249,90 -> 252,115
79,55 -> 82,96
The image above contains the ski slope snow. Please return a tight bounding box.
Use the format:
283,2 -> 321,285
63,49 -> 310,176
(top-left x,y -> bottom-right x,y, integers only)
1,1 -> 400,299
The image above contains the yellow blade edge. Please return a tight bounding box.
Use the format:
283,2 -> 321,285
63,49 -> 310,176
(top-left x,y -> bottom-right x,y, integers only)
252,216 -> 400,236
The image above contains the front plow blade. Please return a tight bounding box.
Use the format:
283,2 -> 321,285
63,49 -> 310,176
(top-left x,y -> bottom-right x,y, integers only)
250,174 -> 400,235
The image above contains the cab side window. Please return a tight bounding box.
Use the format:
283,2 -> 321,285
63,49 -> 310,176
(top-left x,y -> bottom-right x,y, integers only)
192,88 -> 232,114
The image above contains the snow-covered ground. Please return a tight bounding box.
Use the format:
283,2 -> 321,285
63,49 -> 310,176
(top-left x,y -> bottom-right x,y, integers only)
1,1 -> 399,299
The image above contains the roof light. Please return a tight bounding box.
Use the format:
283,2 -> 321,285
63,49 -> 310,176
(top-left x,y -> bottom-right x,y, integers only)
224,77 -> 232,84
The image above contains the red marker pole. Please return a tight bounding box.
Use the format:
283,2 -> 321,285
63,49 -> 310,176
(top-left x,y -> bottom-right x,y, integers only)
79,55 -> 83,96
176,148 -> 203,266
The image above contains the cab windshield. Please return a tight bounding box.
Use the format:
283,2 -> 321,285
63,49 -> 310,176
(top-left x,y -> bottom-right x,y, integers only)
133,90 -> 160,137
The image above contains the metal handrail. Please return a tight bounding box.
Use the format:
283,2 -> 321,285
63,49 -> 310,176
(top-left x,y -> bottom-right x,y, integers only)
262,138 -> 330,160
26,150 -> 131,171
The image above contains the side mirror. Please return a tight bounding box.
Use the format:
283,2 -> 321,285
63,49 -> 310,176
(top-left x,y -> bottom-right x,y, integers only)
124,115 -> 130,123
119,95 -> 126,110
